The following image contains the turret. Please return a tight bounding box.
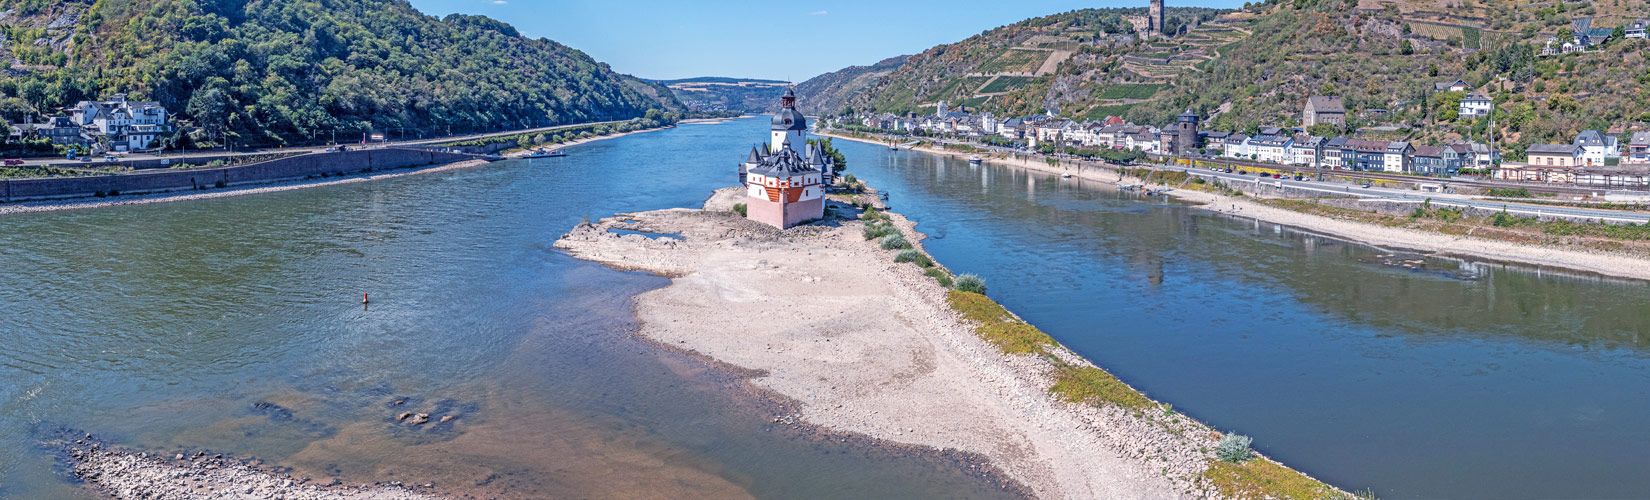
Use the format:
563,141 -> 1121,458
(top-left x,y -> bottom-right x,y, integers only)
771,87 -> 807,154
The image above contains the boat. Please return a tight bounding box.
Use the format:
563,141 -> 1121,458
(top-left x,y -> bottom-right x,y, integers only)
968,155 -> 983,164
523,149 -> 566,159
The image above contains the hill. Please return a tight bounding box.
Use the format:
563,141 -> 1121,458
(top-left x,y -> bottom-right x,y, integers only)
659,77 -> 792,113
797,7 -> 1231,119
0,0 -> 683,147
807,0 -> 1650,158
794,55 -> 910,115
652,76 -> 789,85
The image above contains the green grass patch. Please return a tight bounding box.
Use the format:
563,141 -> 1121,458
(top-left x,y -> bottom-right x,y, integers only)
979,76 -> 1038,94
1462,26 -> 1481,49
926,267 -> 954,288
1202,459 -> 1337,500
975,49 -> 1047,74
1049,363 -> 1152,409
1080,103 -> 1138,121
1097,84 -> 1166,100
1487,187 -> 1532,198
946,290 -> 1054,354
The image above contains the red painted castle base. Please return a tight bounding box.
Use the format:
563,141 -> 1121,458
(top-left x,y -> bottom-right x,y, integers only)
747,196 -> 823,229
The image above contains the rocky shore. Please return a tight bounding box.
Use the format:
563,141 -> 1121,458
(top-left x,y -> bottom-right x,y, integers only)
552,188 -> 1320,499
55,434 -> 444,500
819,131 -> 1650,282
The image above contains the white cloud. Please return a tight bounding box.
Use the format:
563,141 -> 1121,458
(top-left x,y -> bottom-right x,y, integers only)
491,0 -> 507,4
809,10 -> 827,15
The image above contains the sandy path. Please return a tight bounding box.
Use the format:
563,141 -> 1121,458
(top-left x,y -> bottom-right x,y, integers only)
554,190 -> 1219,499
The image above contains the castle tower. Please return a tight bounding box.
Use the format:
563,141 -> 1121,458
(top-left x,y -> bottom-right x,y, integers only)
770,87 -> 806,154
745,139 -> 824,229
1175,108 -> 1199,156
1149,0 -> 1164,37
936,100 -> 948,117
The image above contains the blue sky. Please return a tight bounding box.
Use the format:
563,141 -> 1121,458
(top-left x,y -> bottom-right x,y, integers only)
407,0 -> 1241,81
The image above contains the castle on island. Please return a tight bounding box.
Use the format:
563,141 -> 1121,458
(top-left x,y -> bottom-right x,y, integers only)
738,87 -> 835,229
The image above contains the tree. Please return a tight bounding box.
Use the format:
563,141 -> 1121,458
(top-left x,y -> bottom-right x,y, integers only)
1556,27 -> 1573,44
1306,123 -> 1340,137
1400,39 -> 1414,55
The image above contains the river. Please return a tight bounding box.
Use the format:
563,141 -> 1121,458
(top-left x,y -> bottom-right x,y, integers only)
833,136 -> 1650,499
0,119 -> 1017,499
3,117 -> 1647,499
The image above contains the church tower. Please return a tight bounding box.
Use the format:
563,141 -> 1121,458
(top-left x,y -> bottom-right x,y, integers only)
770,87 -> 806,154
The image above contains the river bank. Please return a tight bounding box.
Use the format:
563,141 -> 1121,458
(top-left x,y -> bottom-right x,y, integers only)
552,187 -> 1348,499
55,434 -> 444,500
0,159 -> 489,216
818,130 -> 1650,283
0,122 -> 674,216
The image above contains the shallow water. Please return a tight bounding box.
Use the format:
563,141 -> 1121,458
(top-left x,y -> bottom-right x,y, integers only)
837,141 -> 1650,499
0,119 -> 1017,499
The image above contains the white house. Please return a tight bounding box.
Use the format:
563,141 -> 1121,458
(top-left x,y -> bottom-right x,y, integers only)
1459,93 -> 1493,118
70,93 -> 171,151
1573,129 -> 1619,167
1384,141 -> 1414,173
1247,134 -> 1293,164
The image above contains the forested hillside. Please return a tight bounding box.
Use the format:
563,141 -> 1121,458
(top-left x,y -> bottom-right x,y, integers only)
0,0 -> 681,146
658,77 -> 790,113
792,55 -> 909,115
807,0 -> 1650,156
1129,0 -> 1650,152
798,7 -> 1229,118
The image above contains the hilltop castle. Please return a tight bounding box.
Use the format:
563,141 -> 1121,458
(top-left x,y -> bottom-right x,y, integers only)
737,88 -> 834,229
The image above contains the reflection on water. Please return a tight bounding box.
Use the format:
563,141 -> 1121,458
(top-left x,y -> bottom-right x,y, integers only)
843,140 -> 1650,499
0,119 -> 1017,500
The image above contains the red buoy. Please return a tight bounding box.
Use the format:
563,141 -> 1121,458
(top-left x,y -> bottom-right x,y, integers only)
362,293 -> 369,304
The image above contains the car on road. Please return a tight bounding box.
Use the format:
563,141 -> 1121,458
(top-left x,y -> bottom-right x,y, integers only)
1259,172 -> 1272,178
1224,168 -> 1234,173
104,155 -> 118,162
79,157 -> 91,162
325,147 -> 337,152
2,159 -> 22,166
1362,182 -> 1372,188
1237,170 -> 1248,175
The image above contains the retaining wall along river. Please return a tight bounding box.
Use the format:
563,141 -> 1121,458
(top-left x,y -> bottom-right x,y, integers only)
0,148 -> 484,202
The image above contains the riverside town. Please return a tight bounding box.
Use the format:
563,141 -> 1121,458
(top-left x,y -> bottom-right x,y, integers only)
8,1 -> 1650,500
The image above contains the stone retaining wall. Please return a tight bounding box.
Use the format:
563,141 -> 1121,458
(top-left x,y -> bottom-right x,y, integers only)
1,148 -> 483,202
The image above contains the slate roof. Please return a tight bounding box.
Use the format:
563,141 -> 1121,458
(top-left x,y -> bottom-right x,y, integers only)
1574,129 -> 1608,147
1527,144 -> 1581,154
747,140 -> 821,177
1306,95 -> 1344,113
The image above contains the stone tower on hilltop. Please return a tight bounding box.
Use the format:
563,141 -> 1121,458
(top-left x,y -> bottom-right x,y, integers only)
1149,0 -> 1164,37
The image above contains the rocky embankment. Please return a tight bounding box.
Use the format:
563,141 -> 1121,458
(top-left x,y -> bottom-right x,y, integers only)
57,435 -> 445,500
554,187 -> 1241,499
